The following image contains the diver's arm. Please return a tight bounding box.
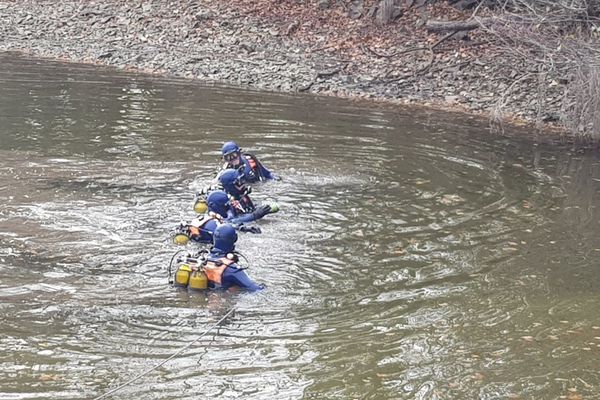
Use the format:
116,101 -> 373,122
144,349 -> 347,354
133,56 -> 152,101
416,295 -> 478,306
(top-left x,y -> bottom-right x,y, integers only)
227,204 -> 272,224
255,160 -> 279,181
226,208 -> 237,221
234,223 -> 261,234
227,212 -> 257,224
244,154 -> 280,181
223,266 -> 264,291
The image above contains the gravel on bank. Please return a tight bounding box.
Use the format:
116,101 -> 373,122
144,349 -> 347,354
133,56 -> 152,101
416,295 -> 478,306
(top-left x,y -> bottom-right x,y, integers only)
0,0 -> 566,131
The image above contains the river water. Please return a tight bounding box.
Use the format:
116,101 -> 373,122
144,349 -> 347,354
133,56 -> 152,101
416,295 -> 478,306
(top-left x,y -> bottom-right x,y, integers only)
0,54 -> 598,400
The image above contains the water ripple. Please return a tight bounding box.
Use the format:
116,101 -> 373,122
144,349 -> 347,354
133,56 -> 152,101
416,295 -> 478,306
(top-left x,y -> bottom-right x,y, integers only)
0,54 -> 598,400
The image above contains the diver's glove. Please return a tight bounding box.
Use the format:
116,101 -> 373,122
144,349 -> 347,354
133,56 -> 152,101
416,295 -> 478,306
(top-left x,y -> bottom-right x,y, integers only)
237,224 -> 262,234
252,204 -> 272,220
251,203 -> 279,220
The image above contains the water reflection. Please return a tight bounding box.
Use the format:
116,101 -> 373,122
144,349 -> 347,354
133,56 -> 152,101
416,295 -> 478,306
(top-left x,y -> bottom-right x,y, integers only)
0,54 -> 599,399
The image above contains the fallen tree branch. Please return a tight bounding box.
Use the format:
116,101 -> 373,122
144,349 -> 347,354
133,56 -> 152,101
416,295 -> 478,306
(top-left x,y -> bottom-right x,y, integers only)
361,30 -> 461,59
431,30 -> 461,49
298,66 -> 343,92
298,80 -> 314,92
378,59 -> 472,85
310,44 -> 335,53
285,21 -> 299,36
316,68 -> 341,78
384,46 -> 435,83
426,17 -> 496,33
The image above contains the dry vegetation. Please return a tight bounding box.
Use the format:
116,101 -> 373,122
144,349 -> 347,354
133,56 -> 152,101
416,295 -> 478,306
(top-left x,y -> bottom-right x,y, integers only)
228,0 -> 600,139
2,0 -> 600,140
481,0 -> 600,139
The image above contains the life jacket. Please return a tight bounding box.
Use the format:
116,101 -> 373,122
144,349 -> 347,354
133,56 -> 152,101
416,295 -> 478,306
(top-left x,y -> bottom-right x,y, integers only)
204,257 -> 235,286
222,153 -> 262,182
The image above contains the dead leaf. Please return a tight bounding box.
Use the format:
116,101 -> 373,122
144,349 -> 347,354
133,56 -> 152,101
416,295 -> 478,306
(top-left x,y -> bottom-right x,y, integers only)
39,374 -> 61,382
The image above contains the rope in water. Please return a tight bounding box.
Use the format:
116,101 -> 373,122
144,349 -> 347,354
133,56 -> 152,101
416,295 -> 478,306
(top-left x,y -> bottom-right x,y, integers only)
92,307 -> 236,400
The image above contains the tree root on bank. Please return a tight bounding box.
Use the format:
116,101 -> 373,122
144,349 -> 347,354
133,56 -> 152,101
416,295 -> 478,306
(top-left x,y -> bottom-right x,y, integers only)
360,30 -> 462,59
363,29 -> 468,85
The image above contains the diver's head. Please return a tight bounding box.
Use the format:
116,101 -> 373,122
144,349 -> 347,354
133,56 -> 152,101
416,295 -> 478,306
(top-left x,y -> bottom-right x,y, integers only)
218,168 -> 247,197
221,141 -> 242,166
207,190 -> 229,218
212,223 -> 237,254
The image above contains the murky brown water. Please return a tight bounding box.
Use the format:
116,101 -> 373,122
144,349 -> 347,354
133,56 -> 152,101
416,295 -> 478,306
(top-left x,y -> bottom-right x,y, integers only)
0,53 -> 599,400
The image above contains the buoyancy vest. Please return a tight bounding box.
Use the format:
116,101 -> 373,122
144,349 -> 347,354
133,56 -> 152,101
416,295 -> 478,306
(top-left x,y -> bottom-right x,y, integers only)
204,257 -> 235,286
244,153 -> 258,171
223,153 -> 261,179
187,213 -> 223,240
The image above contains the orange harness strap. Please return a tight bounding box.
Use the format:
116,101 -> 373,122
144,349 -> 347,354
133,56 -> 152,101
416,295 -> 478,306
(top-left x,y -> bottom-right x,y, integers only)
204,257 -> 234,285
245,154 -> 258,171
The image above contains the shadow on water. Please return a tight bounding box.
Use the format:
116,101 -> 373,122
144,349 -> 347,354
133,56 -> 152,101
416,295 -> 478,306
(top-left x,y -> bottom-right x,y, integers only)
0,54 -> 599,399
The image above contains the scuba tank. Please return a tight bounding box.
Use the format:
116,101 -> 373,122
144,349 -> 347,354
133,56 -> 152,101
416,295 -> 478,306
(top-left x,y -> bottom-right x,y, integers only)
169,249 -> 210,289
172,221 -> 192,245
174,263 -> 192,287
193,186 -> 216,214
193,197 -> 208,214
188,269 -> 208,290
173,233 -> 190,245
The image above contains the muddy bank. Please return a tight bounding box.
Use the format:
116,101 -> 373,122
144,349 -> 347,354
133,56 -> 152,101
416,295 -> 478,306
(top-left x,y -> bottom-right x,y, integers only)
0,0 -> 566,131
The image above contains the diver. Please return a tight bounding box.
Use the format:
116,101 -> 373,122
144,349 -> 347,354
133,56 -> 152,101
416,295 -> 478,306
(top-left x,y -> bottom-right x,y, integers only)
174,212 -> 223,245
204,223 -> 264,291
192,141 -> 278,213
174,211 -> 261,245
207,189 -> 276,225
221,141 -> 280,182
211,170 -> 279,223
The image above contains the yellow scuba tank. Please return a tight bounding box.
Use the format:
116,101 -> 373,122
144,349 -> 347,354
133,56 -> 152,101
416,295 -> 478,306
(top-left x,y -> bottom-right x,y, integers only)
188,269 -> 208,290
174,264 -> 192,287
173,233 -> 190,245
193,198 -> 208,214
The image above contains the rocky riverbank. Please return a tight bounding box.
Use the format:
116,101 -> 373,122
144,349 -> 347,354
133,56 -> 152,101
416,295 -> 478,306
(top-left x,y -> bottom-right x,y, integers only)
0,0 -> 567,132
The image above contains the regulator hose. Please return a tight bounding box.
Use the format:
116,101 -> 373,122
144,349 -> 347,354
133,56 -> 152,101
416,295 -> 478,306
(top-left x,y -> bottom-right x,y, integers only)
167,250 -> 188,284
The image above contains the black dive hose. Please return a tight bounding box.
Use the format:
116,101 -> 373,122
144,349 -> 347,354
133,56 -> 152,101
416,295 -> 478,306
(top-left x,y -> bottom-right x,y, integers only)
168,247 -> 212,284
167,249 -> 188,284
232,251 -> 251,271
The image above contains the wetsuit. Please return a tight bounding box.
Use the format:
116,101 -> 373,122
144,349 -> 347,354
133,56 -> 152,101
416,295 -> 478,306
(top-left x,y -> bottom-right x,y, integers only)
223,153 -> 278,183
207,187 -> 273,226
205,252 -> 263,291
205,224 -> 264,291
